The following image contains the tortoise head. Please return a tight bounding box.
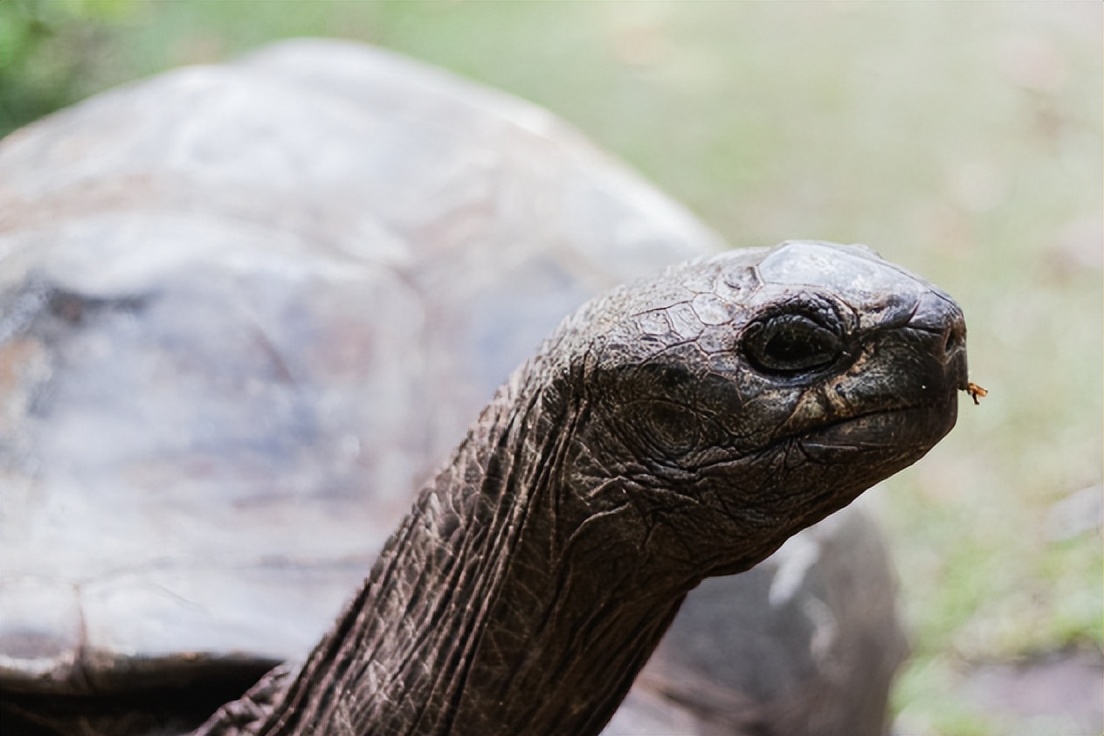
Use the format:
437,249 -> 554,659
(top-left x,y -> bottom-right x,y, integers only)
542,240 -> 968,580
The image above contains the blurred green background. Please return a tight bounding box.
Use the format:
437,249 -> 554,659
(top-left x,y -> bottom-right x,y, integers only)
2,1 -> 1100,734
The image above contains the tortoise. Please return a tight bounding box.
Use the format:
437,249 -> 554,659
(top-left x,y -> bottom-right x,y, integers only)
0,40 -> 960,735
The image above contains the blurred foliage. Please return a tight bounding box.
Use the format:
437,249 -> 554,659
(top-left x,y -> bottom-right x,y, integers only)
0,0 -> 135,136
2,2 -> 1101,734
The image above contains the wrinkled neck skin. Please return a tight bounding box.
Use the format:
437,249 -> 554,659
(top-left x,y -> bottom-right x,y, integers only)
191,242 -> 965,736
255,356 -> 693,736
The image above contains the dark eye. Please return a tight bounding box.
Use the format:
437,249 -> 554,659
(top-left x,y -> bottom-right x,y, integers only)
745,313 -> 842,374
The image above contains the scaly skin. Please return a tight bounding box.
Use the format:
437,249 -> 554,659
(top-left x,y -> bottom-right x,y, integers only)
197,241 -> 969,736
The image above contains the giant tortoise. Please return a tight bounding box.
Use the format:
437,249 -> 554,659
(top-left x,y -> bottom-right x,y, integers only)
0,40 -> 961,735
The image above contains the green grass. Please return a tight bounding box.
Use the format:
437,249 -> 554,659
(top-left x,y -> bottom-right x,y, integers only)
4,2 -> 1101,733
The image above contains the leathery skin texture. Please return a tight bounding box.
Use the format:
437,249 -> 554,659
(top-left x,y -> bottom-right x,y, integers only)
197,240 -> 970,736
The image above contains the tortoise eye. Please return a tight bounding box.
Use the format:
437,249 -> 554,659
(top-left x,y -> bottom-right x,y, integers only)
745,313 -> 842,375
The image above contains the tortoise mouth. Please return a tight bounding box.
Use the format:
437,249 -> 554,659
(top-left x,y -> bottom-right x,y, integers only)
794,400 -> 957,457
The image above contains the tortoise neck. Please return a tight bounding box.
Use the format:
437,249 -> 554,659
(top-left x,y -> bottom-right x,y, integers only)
258,359 -> 688,736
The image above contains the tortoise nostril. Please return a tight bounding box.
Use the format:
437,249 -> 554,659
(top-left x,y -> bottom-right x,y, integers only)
941,320 -> 966,357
